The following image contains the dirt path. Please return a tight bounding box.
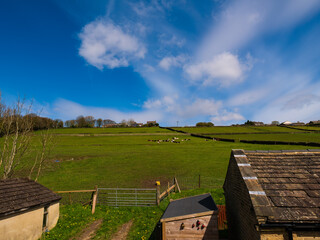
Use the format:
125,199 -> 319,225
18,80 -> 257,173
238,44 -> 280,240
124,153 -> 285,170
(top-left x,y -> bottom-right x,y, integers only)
111,220 -> 134,240
73,219 -> 103,240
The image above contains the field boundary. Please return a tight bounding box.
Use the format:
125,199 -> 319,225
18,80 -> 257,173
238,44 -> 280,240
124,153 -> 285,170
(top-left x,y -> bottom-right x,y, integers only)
279,125 -> 320,132
161,127 -> 320,147
51,133 -> 185,136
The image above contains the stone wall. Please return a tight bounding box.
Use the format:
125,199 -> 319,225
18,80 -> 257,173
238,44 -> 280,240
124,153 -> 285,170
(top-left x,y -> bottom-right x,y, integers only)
223,153 -> 260,240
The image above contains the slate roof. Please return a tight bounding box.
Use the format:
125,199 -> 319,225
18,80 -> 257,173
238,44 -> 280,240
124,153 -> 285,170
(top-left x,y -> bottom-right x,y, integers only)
0,178 -> 61,218
161,193 -> 218,221
232,149 -> 320,224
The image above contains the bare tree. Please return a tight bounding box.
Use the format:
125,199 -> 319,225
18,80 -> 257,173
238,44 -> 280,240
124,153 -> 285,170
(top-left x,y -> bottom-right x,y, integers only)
127,119 -> 136,127
0,95 -> 55,180
29,129 -> 55,181
0,98 -> 33,179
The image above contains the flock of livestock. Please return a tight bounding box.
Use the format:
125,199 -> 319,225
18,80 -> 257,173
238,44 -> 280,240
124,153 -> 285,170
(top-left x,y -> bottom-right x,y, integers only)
148,137 -> 191,144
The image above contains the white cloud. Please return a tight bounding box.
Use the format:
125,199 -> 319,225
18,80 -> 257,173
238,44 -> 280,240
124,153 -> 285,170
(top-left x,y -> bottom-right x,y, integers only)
228,88 -> 269,106
282,94 -> 320,110
184,52 -> 243,87
253,84 -> 320,123
178,99 -> 222,118
211,111 -> 245,123
159,55 -> 186,71
143,96 -> 223,120
159,34 -> 185,48
79,20 -> 146,69
53,99 -> 163,123
197,0 -> 320,58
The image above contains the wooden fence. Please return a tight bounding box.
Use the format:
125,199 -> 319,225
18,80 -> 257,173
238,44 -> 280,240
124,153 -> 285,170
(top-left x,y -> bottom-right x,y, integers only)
217,205 -> 227,230
156,177 -> 181,204
55,186 -> 98,214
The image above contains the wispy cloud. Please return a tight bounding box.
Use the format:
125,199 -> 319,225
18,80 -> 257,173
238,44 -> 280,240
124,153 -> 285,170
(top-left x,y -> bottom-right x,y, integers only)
159,55 -> 187,71
53,98 -> 163,123
211,111 -> 245,124
197,0 -> 320,58
75,0 -> 320,125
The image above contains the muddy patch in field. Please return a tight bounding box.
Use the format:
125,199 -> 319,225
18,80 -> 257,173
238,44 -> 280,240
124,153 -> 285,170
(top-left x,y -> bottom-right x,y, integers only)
72,219 -> 103,240
110,220 -> 133,240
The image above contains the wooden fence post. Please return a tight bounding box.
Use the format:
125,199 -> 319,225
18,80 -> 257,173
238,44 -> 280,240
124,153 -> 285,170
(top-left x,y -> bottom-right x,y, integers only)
156,181 -> 160,205
174,177 -> 181,193
167,182 -> 170,198
91,185 -> 98,214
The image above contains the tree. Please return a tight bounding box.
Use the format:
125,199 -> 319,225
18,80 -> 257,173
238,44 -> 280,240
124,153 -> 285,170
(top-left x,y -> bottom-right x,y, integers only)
196,122 -> 214,127
127,119 -> 136,127
103,119 -> 116,125
120,119 -> 127,127
0,98 -> 33,179
271,121 -> 279,125
29,129 -> 55,181
244,120 -> 254,126
85,116 -> 95,128
76,115 -> 86,128
0,95 -> 55,180
96,118 -> 103,128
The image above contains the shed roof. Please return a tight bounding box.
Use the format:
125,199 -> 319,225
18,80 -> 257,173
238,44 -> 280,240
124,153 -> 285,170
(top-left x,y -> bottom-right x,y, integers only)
0,178 -> 61,218
161,193 -> 218,221
229,149 -> 320,224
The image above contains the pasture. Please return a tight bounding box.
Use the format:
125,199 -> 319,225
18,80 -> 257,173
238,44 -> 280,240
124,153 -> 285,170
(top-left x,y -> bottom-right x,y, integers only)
34,127 -> 320,191
171,126 -> 306,134
31,126 -> 319,239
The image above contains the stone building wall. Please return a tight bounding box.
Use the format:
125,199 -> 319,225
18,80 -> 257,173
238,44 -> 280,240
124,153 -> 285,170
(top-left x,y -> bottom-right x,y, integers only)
223,154 -> 260,240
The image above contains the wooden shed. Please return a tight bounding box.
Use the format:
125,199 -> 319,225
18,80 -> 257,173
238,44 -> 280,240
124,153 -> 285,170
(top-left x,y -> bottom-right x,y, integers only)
224,149 -> 320,240
0,178 -> 61,240
160,193 -> 219,239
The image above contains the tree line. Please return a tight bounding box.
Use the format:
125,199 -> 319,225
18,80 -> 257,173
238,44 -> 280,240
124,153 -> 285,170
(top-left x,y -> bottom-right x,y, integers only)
64,116 -> 159,128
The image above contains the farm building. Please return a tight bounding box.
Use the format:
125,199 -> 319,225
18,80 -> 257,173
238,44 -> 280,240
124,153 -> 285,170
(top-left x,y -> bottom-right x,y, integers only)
160,193 -> 219,239
280,121 -> 292,125
224,149 -> 320,240
0,178 -> 61,240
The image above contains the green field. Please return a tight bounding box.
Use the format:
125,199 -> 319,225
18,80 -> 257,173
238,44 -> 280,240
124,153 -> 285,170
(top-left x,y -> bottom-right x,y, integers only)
29,127 -> 319,191
16,127 -> 319,239
172,126 -> 306,134
287,126 -> 320,131
44,127 -> 173,134
208,133 -> 320,143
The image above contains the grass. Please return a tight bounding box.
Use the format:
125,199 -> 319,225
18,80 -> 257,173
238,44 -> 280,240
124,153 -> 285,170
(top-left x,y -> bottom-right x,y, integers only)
25,127 -> 318,239
24,127 -> 318,191
172,126 -> 305,134
287,126 -> 320,131
207,133 -> 320,143
42,188 -> 225,240
43,127 -> 172,134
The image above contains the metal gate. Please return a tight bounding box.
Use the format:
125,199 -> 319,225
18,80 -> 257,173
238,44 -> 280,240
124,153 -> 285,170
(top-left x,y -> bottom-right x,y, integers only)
97,188 -> 157,207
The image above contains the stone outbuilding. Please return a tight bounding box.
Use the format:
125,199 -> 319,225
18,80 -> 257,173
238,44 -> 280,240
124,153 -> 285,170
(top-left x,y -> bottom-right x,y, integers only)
224,149 -> 320,240
160,193 -> 219,239
0,178 -> 61,240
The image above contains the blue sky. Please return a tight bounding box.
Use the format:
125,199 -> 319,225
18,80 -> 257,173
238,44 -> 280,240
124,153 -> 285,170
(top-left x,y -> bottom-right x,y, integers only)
1,0 -> 320,126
